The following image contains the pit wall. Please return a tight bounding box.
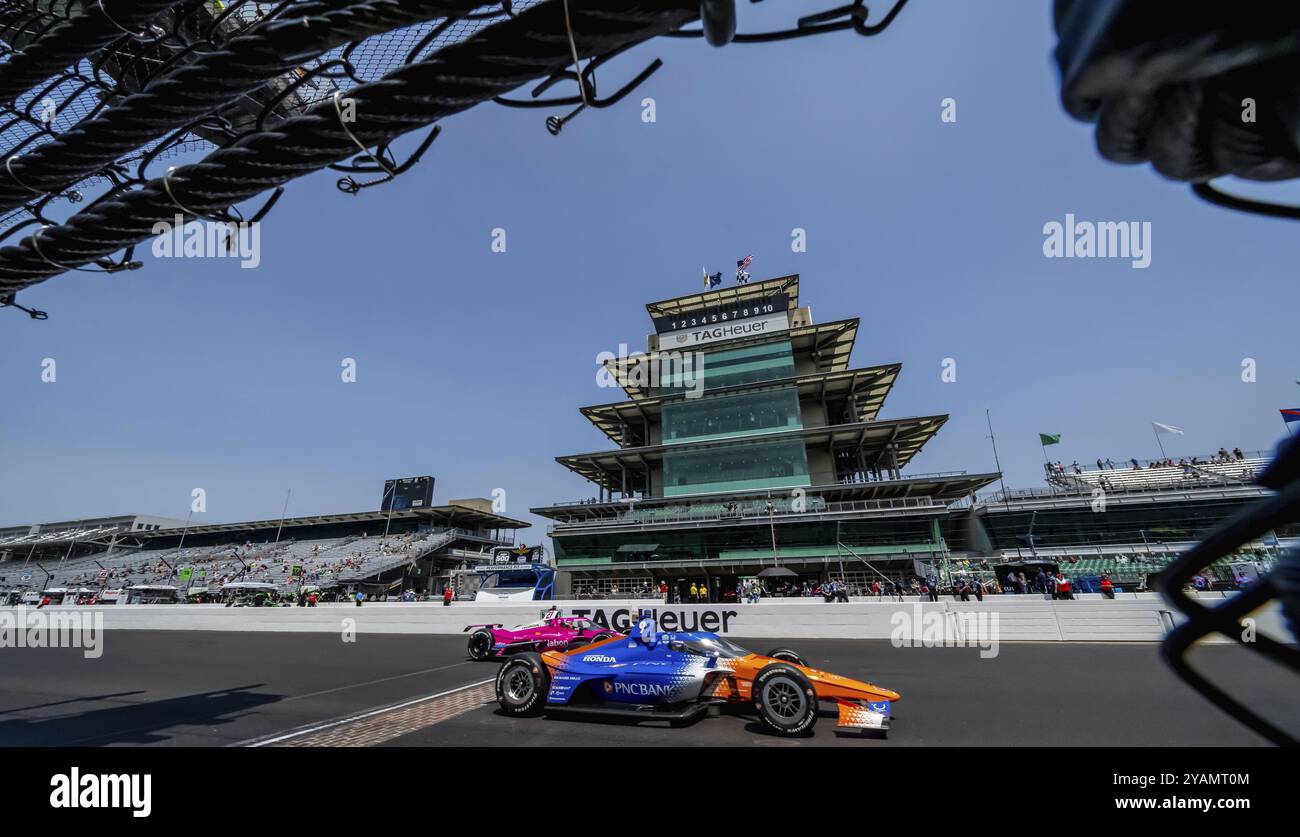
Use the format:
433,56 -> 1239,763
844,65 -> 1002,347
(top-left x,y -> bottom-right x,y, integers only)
3,593 -> 1286,644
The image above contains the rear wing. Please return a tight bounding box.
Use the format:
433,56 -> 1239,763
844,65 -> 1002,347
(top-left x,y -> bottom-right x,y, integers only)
462,624 -> 503,632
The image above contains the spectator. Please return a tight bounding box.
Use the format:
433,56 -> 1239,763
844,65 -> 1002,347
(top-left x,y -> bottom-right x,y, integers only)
443,584 -> 453,607
1233,447 -> 1244,460
1034,567 -> 1048,594
355,590 -> 364,607
1055,572 -> 1074,600
1099,574 -> 1114,599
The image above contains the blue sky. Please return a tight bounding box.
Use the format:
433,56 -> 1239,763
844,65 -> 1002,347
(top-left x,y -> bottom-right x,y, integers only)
2,1 -> 1297,547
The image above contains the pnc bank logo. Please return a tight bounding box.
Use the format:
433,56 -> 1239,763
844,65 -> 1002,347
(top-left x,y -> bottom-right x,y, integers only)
613,681 -> 671,697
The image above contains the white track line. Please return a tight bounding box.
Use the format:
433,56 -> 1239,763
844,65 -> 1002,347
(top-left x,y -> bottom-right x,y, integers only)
243,677 -> 495,747
276,661 -> 474,704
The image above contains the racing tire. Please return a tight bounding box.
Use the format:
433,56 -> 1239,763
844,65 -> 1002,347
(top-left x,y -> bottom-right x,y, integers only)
752,663 -> 818,737
765,647 -> 806,666
589,632 -> 614,644
496,653 -> 550,717
467,628 -> 495,661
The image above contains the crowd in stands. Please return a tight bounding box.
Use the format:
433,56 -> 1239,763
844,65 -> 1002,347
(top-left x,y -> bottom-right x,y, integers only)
27,529 -> 457,594
568,561 -> 1265,603
1038,448 -> 1268,496
1046,447 -> 1251,479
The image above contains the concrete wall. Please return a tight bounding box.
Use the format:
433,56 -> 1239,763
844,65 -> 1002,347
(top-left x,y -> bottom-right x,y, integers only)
3,593 -> 1285,644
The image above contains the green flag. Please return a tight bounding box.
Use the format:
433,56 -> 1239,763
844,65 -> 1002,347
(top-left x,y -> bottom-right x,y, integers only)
1039,433 -> 1061,446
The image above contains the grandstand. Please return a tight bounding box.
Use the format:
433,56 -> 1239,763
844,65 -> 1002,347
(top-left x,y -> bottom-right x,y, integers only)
0,514 -> 191,565
950,451 -> 1291,592
0,500 -> 529,598
1045,453 -> 1269,493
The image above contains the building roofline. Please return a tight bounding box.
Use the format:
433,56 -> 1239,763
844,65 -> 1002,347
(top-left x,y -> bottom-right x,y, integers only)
124,504 -> 529,539
554,414 -> 949,489
644,274 -> 799,320
577,363 -> 903,445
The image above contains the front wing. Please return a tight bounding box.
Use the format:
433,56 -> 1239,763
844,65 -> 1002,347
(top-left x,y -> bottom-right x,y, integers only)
835,699 -> 892,731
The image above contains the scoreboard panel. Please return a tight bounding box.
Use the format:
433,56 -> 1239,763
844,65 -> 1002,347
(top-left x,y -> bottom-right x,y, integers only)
381,476 -> 435,512
652,292 -> 788,334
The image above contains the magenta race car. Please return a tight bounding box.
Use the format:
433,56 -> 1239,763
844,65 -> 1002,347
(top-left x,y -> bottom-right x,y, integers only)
464,608 -> 620,661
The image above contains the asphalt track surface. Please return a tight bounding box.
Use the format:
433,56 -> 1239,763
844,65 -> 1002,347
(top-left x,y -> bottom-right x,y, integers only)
1,632 -> 1296,746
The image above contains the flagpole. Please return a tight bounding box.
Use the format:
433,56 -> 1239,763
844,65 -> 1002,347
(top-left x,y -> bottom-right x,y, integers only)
984,410 -> 1010,509
1153,425 -> 1167,459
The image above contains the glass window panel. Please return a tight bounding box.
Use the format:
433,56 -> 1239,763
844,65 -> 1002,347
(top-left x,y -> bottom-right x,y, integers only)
662,386 -> 803,445
663,437 -> 811,497
659,339 -> 794,394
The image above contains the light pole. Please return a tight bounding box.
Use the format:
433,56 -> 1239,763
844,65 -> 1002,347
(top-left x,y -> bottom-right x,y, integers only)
274,489 -> 291,544
383,482 -> 396,538
767,496 -> 777,566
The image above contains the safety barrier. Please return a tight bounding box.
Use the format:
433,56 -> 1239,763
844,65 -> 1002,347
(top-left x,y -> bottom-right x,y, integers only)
4,594 -> 1285,644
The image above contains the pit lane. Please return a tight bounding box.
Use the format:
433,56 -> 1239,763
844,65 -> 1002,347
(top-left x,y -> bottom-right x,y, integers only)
0,632 -> 1294,746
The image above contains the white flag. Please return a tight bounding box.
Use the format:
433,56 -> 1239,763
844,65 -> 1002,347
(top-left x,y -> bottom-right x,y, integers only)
1152,422 -> 1184,435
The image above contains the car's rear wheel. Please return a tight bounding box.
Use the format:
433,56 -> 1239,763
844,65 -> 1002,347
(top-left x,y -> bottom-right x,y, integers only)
496,653 -> 550,717
589,631 -> 614,644
765,647 -> 806,666
467,628 -> 495,661
752,663 -> 818,736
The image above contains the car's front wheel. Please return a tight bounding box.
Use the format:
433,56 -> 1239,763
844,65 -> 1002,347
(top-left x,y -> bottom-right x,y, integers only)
752,663 -> 818,737
467,628 -> 495,661
496,653 -> 550,717
765,647 -> 806,666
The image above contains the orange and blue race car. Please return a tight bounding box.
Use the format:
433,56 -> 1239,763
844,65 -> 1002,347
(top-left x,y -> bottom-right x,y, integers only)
494,612 -> 899,737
